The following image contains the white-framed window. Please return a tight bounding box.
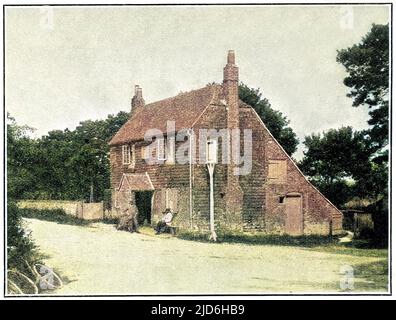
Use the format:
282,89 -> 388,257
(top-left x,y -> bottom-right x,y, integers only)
158,137 -> 167,161
130,144 -> 136,168
122,144 -> 131,165
206,138 -> 218,164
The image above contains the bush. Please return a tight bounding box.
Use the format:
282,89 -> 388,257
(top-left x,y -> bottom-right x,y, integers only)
7,201 -> 40,275
369,197 -> 388,248
357,227 -> 376,240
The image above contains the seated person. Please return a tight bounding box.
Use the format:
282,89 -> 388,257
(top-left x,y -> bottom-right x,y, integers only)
155,208 -> 173,234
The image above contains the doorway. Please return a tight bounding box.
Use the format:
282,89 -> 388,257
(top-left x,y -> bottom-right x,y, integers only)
285,194 -> 303,235
135,191 -> 153,225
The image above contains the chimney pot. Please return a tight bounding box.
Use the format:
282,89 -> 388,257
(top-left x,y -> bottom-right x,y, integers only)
136,86 -> 143,99
227,50 -> 235,64
223,50 -> 238,83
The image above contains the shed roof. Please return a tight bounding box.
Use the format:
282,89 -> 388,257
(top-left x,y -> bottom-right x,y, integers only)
117,173 -> 154,191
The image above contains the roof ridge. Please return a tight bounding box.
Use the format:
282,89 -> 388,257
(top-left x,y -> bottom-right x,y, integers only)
144,83 -> 220,108
109,83 -> 220,146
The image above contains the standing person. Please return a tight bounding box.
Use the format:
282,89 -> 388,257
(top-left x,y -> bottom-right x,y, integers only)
155,208 -> 173,234
130,202 -> 139,233
117,203 -> 139,233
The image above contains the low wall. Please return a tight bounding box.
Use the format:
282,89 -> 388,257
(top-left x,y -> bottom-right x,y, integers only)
104,209 -> 121,219
82,202 -> 104,220
18,200 -> 104,220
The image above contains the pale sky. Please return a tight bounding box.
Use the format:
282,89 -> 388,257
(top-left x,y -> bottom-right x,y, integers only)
5,5 -> 390,159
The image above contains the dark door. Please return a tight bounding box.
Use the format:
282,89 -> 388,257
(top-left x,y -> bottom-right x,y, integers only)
135,191 -> 153,225
285,194 -> 303,235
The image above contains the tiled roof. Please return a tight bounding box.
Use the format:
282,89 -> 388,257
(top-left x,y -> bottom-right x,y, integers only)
118,173 -> 154,191
109,84 -> 222,146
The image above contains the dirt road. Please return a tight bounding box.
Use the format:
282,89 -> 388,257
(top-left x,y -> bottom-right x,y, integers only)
23,218 -> 388,295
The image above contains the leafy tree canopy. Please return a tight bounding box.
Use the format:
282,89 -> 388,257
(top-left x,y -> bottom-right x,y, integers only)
300,127 -> 371,183
299,126 -> 387,206
337,23 -> 389,152
7,111 -> 130,201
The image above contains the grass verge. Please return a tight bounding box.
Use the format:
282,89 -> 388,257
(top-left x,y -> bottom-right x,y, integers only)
177,229 -> 341,247
20,207 -> 90,226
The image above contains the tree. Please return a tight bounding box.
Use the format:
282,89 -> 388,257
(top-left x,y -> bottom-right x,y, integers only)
7,113 -> 38,199
7,111 -> 130,201
337,23 -> 389,155
7,114 -> 39,274
336,24 -> 389,244
42,111 -> 130,201
7,201 -> 38,275
239,83 -> 299,155
299,127 -> 372,206
300,127 -> 371,182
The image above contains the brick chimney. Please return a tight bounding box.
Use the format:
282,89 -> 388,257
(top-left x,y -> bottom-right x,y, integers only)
223,50 -> 243,229
131,84 -> 145,114
223,50 -> 239,130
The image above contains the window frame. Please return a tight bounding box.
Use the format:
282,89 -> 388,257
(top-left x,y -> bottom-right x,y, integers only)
122,144 -> 131,165
158,137 -> 167,161
206,138 -> 218,164
130,144 -> 136,168
268,159 -> 287,184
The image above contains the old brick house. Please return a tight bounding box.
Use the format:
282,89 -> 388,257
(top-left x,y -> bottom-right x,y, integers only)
109,51 -> 343,236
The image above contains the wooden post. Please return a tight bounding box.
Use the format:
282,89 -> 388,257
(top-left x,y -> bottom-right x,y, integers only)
90,182 -> 94,203
207,163 -> 217,241
189,129 -> 193,229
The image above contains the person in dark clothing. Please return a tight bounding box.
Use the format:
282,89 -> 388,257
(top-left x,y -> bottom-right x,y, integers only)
117,205 -> 139,233
155,208 -> 173,234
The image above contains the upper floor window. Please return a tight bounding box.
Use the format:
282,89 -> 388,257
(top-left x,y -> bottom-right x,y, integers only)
130,144 -> 136,168
206,138 -> 218,164
122,144 -> 131,165
268,159 -> 287,184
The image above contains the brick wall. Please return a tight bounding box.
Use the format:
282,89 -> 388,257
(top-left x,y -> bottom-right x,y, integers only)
242,108 -> 343,235
239,109 -> 267,231
191,104 -> 230,231
110,138 -> 191,226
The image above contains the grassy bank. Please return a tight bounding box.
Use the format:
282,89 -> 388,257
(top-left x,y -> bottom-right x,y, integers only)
19,207 -> 118,226
19,207 -> 90,226
177,229 -> 343,247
